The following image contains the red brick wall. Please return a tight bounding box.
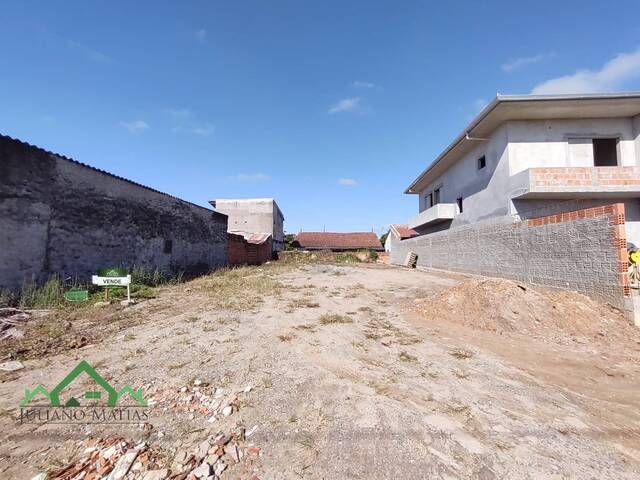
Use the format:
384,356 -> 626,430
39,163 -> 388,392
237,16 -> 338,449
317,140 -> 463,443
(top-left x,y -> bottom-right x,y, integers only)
531,167 -> 640,187
227,233 -> 272,266
228,233 -> 248,265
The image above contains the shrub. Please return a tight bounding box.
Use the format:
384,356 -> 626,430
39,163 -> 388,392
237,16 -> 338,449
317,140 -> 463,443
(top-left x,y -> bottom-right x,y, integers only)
335,253 -> 361,264
368,250 -> 379,262
19,277 -> 65,309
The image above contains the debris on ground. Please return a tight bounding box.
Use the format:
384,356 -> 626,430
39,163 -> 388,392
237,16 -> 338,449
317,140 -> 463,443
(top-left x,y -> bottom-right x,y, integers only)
42,429 -> 262,480
148,383 -> 253,421
0,307 -> 31,340
0,360 -> 24,371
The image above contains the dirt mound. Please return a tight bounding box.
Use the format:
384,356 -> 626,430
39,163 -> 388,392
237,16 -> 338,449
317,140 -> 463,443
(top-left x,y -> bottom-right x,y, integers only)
414,278 -> 637,343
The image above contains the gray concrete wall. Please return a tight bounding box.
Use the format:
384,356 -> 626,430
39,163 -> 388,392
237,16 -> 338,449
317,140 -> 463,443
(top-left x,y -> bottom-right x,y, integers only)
391,210 -> 627,310
511,197 -> 640,247
507,118 -> 637,174
212,198 -> 285,251
411,117 -> 640,242
634,114 -> 640,165
416,124 -> 511,227
0,135 -> 228,290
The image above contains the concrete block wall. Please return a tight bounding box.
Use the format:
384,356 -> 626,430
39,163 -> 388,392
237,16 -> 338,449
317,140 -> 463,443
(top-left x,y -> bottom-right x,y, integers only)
391,203 -> 629,310
0,135 -> 228,290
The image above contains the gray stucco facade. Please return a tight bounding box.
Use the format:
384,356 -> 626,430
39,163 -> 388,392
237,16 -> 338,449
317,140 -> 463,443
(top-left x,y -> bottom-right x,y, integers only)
405,94 -> 640,245
210,198 -> 285,252
0,135 -> 228,290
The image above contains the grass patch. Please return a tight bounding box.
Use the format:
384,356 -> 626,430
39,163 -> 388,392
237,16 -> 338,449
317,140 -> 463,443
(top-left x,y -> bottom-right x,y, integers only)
318,313 -> 353,325
399,351 -> 418,362
167,361 -> 187,371
19,277 -> 65,309
449,348 -> 474,360
335,253 -> 361,264
288,298 -> 320,309
278,334 -> 294,342
197,266 -> 284,311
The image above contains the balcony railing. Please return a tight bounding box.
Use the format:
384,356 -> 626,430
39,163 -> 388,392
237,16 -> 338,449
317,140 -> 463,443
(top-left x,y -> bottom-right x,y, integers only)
408,203 -> 456,230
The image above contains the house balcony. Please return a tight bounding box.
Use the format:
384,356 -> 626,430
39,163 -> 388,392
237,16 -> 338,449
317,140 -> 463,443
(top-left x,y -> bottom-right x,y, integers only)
408,203 -> 457,230
511,166 -> 640,199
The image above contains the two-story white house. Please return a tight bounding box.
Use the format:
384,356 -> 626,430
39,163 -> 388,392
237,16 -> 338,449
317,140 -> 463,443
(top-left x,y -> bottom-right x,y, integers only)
404,93 -> 640,245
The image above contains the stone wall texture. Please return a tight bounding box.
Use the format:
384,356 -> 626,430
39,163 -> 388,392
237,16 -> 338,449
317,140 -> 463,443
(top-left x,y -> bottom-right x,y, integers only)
391,203 -> 629,310
0,135 -> 228,290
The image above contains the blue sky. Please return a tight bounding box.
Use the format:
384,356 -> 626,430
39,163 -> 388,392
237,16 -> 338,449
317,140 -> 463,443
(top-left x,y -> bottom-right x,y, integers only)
2,1 -> 640,234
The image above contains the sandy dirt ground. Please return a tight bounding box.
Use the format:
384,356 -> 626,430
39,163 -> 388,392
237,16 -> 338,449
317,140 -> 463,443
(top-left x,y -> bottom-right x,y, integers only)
1,262 -> 640,479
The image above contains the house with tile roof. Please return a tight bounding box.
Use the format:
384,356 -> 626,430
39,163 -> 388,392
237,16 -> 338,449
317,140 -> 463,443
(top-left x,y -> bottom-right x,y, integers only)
296,232 -> 383,252
384,224 -> 419,252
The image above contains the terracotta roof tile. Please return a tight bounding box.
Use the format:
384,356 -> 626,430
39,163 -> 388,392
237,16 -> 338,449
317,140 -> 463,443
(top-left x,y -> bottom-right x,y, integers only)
296,232 -> 383,250
390,224 -> 419,239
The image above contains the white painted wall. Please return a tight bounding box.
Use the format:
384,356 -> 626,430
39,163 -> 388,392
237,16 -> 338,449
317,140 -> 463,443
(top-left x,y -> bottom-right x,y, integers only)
507,118 -> 637,175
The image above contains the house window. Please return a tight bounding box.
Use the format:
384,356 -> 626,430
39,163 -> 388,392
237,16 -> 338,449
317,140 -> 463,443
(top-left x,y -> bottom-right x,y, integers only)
163,239 -> 173,254
593,138 -> 618,166
425,193 -> 433,209
456,197 -> 463,213
433,188 -> 441,205
477,155 -> 486,170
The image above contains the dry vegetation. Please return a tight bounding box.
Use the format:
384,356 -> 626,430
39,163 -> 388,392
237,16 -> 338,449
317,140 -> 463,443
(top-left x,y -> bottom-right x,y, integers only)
1,260 -> 639,480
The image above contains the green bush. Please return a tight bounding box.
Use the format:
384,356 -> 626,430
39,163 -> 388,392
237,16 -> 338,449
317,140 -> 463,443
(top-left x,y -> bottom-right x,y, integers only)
335,253 -> 361,263
19,277 -> 65,309
368,250 -> 379,261
130,266 -> 183,287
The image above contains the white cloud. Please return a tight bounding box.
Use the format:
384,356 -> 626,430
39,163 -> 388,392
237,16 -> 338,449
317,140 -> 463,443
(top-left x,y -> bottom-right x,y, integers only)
193,123 -> 215,137
337,177 -> 358,186
501,53 -> 554,73
164,108 -> 192,119
68,40 -> 113,63
119,120 -> 150,133
165,108 -> 214,136
532,48 -> 640,94
473,98 -> 488,112
352,81 -> 376,88
328,97 -> 362,114
195,29 -> 207,42
230,173 -> 271,183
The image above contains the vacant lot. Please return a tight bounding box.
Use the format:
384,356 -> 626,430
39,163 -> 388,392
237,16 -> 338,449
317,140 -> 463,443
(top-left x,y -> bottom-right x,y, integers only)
1,262 -> 639,479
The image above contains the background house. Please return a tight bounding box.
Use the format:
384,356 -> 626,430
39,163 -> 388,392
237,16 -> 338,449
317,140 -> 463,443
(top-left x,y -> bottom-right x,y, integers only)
296,232 -> 383,252
404,93 -> 640,244
384,224 -> 419,252
211,198 -> 285,252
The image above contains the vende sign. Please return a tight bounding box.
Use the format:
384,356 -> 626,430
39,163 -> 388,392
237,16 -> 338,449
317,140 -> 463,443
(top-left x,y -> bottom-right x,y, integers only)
91,275 -> 131,286
92,268 -> 131,302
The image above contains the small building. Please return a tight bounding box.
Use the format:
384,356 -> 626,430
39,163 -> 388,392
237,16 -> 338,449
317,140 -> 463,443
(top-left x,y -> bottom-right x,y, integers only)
296,232 -> 383,252
384,224 -> 419,252
210,198 -> 285,252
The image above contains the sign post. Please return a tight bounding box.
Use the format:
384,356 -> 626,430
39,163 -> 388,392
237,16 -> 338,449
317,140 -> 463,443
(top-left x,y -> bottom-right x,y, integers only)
92,268 -> 131,302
